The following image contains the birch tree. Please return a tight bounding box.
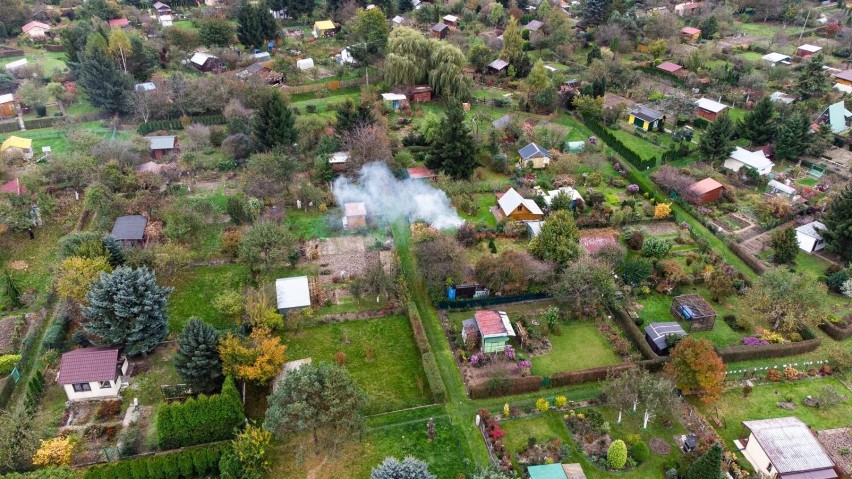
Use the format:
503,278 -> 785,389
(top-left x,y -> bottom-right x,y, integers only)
639,375 -> 677,429
602,368 -> 642,423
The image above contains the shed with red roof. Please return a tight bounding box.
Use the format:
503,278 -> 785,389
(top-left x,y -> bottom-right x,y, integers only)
462,311 -> 516,353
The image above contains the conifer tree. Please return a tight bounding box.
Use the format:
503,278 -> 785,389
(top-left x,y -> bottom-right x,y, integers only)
795,53 -> 829,100
77,37 -> 132,113
769,227 -> 799,264
83,267 -> 172,355
740,96 -> 775,145
371,457 -> 435,479
698,114 -> 734,167
774,111 -> 810,162
686,443 -> 723,479
821,187 -> 852,260
427,102 -> 477,179
252,90 -> 296,151
174,318 -> 223,394
582,0 -> 611,26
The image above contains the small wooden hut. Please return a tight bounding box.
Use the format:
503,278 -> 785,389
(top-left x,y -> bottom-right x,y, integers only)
670,294 -> 716,332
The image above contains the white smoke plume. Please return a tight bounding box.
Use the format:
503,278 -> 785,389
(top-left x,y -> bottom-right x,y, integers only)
332,162 -> 463,230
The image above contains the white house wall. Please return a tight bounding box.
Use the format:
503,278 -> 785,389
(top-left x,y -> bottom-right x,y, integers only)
63,380 -> 120,401
743,433 -> 776,478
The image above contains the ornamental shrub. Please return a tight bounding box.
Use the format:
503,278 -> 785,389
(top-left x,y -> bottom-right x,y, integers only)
555,396 -> 568,408
608,440 -> 628,469
536,398 -> 549,413
0,354 -> 21,375
630,441 -> 650,464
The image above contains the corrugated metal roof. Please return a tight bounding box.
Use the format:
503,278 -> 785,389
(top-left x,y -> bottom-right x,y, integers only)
630,106 -> 664,123
528,463 -> 568,479
275,276 -> 311,310
474,311 -> 515,338
795,221 -> 825,240
743,417 -> 836,474
695,97 -> 727,113
58,348 -> 120,384
148,135 -> 176,150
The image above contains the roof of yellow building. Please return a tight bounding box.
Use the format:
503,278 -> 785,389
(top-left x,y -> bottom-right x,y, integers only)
314,20 -> 335,30
1,136 -> 32,151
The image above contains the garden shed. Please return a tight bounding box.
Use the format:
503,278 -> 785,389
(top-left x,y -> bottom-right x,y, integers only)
528,463 -> 587,479
275,276 -> 311,314
670,294 -> 716,331
110,215 -> 148,248
462,311 -> 515,353
343,202 -> 367,229
644,322 -> 687,355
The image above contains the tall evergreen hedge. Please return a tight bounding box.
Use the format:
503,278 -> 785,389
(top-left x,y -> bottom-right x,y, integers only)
82,444 -> 224,479
156,376 -> 244,450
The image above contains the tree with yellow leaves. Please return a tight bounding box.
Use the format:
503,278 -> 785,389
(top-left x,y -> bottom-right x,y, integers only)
55,256 -> 112,304
654,203 -> 672,219
32,436 -> 74,467
218,327 -> 286,385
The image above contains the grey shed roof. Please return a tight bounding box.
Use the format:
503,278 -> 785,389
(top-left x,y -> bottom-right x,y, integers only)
111,215 -> 148,241
148,135 -> 176,150
519,142 -> 550,160
432,23 -> 448,32
644,322 -> 686,350
524,20 -> 544,31
743,417 -> 836,475
631,106 -> 664,123
488,59 -> 509,71
492,114 -> 512,129
795,221 -> 826,240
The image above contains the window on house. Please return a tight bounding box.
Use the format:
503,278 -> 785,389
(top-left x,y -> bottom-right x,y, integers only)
100,381 -> 112,389
767,463 -> 773,473
72,383 -> 92,392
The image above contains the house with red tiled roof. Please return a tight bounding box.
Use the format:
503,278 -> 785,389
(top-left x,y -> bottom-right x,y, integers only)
58,348 -> 128,401
108,18 -> 130,27
461,311 -> 516,353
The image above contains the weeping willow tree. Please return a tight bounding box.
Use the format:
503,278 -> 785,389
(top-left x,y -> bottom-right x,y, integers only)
385,27 -> 471,101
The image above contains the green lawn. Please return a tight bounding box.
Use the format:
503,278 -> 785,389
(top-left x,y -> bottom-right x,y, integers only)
269,406 -> 471,478
635,285 -> 748,348
121,344 -> 182,451
531,321 -> 623,376
609,129 -> 665,162
0,51 -> 67,74
0,121 -> 127,154
167,264 -> 249,332
172,20 -> 198,31
796,177 -> 819,187
501,406 -> 685,479
695,377 -> 852,447
282,315 -> 432,414
284,209 -> 333,240
458,193 -> 498,227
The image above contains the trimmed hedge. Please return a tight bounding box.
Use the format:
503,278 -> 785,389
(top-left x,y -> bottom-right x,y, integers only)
550,363 -> 634,387
0,468 -> 74,479
818,318 -> 852,341
156,376 -> 244,450
610,305 -> 658,360
83,444 -> 225,479
408,302 -> 429,354
137,114 -> 226,135
728,242 -> 770,274
0,122 -> 19,134
23,117 -> 62,130
469,375 -> 542,399
582,116 -> 658,170
716,336 -> 821,363
421,352 -> 446,403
